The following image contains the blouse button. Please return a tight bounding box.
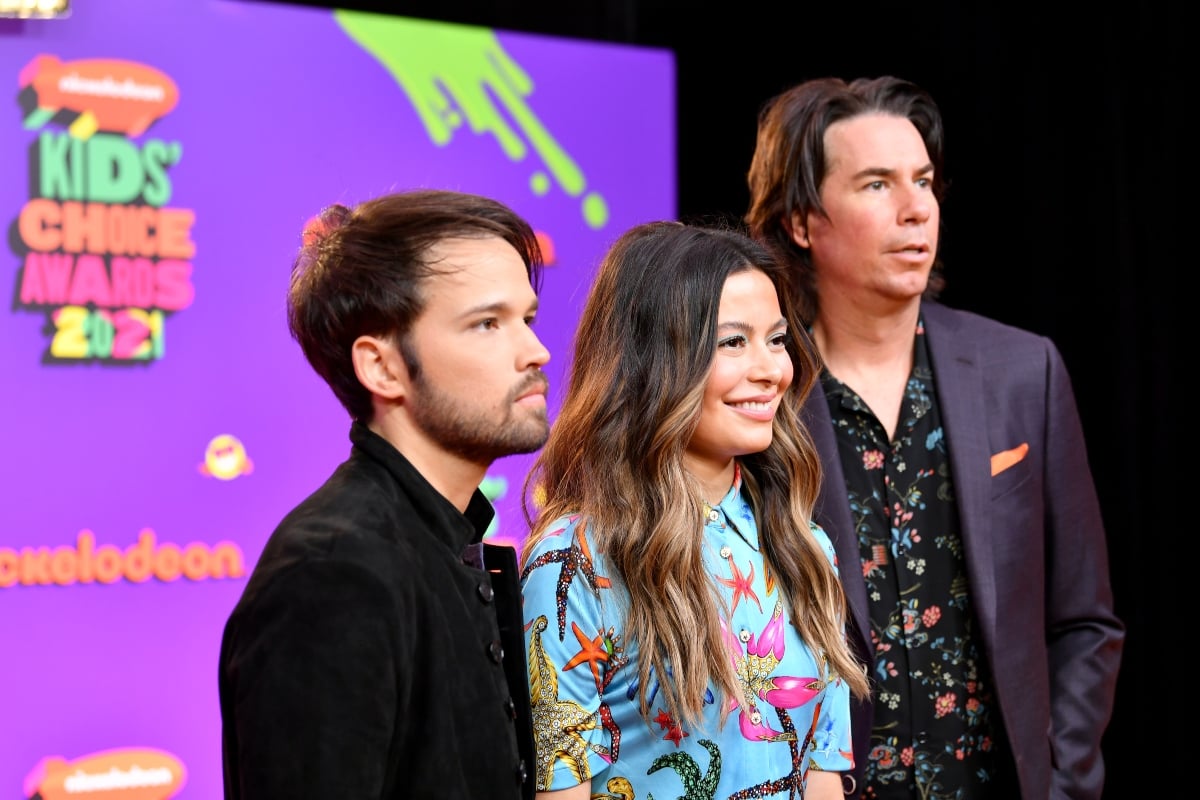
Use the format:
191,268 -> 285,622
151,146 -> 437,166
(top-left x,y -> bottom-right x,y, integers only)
707,508 -> 721,522
738,628 -> 751,643
719,546 -> 732,559
477,583 -> 495,603
488,640 -> 504,663
750,710 -> 762,725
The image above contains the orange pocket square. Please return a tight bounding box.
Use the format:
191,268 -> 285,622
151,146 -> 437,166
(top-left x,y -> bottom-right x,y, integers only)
990,443 -> 1029,476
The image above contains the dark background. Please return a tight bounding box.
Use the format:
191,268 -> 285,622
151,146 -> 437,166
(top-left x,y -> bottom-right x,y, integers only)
269,1 -> 1179,791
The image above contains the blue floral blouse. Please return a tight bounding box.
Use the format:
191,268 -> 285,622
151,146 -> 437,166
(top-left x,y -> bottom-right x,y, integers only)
520,477 -> 853,798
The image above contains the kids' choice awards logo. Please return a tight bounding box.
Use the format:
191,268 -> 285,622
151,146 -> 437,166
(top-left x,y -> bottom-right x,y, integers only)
12,54 -> 194,362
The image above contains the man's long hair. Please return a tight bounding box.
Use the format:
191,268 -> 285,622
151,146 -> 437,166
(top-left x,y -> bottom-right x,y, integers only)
746,75 -> 947,322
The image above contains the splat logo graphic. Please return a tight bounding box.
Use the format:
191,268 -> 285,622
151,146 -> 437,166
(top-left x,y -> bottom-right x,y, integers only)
199,433 -> 255,481
24,747 -> 186,800
12,54 -> 195,363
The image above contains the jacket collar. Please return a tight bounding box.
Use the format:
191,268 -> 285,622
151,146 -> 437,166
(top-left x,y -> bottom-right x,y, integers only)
348,421 -> 496,553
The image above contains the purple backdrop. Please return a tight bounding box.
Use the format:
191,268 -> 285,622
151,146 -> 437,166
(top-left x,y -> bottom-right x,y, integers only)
0,1 -> 673,797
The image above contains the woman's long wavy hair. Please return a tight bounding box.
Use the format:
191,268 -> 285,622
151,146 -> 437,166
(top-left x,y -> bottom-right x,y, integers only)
521,221 -> 868,729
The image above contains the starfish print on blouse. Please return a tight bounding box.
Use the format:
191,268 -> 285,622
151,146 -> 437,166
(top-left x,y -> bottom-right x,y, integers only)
716,552 -> 763,615
722,599 -> 824,743
562,620 -> 627,692
528,614 -> 618,790
726,705 -> 807,800
645,738 -> 721,800
521,517 -> 612,640
653,707 -> 690,747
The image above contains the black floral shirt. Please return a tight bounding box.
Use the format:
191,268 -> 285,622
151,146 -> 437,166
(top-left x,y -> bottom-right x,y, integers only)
822,320 -> 1010,799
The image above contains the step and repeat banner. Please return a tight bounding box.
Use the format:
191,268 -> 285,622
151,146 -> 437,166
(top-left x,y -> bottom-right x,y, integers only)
0,1 -> 674,796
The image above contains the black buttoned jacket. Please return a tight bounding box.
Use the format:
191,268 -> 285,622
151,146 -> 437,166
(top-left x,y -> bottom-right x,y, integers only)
219,422 -> 534,799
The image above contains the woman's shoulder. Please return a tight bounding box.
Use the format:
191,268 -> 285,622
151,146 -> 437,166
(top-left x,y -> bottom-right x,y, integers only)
522,512 -> 590,560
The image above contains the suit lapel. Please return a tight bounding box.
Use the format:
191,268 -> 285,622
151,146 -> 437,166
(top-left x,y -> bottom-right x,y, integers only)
803,380 -> 873,659
921,302 -> 998,647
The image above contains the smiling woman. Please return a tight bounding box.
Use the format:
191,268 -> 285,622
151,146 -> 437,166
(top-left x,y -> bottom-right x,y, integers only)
518,220 -> 869,800
683,267 -> 792,501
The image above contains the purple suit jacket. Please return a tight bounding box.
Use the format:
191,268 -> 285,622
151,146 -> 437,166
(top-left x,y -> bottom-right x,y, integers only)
805,301 -> 1124,800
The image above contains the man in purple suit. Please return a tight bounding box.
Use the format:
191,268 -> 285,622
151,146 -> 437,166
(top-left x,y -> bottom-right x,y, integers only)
745,76 -> 1123,799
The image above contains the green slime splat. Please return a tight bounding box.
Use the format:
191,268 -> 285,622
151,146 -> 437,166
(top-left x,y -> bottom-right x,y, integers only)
334,11 -> 609,230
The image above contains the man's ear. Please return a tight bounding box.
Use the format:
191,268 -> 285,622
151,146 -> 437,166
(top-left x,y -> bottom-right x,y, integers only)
351,335 -> 406,401
788,210 -> 811,249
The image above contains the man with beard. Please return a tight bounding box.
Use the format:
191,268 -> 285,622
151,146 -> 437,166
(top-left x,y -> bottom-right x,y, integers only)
218,189 -> 549,800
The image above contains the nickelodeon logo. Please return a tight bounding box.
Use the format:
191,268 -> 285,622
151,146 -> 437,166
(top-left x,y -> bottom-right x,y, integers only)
25,747 -> 185,800
0,529 -> 245,588
19,55 -> 179,139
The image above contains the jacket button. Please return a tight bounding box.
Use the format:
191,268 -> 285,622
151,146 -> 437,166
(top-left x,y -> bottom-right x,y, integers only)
477,583 -> 495,603
488,640 -> 504,663
515,759 -> 527,783
505,696 -> 517,719
916,730 -> 929,744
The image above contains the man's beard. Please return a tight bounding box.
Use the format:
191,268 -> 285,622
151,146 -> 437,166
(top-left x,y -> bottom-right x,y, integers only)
407,369 -> 550,465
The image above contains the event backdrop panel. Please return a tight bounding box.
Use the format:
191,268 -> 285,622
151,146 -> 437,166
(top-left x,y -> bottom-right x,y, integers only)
0,1 -> 674,797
